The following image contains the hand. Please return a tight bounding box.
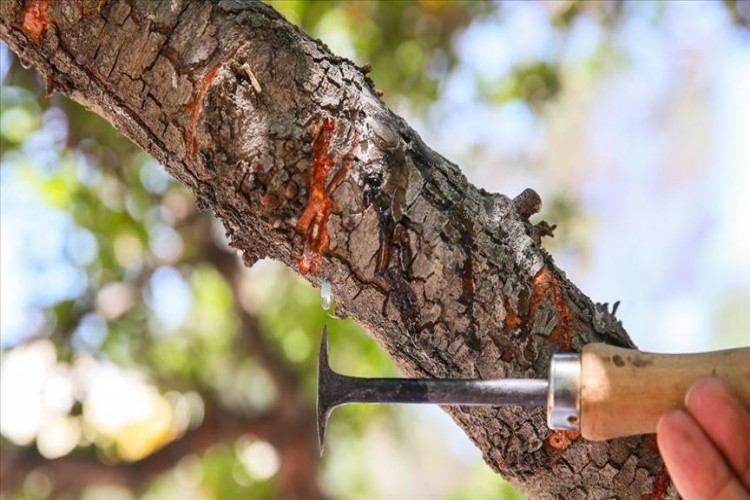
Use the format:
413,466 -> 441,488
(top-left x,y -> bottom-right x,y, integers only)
657,379 -> 750,500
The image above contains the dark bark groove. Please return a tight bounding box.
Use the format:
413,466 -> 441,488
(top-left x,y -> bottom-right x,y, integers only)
0,1 -> 676,498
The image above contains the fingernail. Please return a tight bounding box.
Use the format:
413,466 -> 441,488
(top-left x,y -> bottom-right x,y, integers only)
657,409 -> 688,434
684,378 -> 724,408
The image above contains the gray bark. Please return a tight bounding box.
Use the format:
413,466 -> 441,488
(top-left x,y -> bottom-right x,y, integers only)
0,1 -> 676,498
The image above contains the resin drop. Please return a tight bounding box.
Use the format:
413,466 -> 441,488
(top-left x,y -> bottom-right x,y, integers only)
320,279 -> 332,311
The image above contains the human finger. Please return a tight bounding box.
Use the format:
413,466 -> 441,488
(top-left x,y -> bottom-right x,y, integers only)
657,410 -> 749,500
685,378 -> 750,491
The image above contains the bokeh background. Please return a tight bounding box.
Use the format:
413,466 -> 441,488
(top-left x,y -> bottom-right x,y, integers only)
1,1 -> 749,499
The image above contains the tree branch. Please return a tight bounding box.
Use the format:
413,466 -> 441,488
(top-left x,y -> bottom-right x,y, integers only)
192,215 -> 322,500
0,0 -> 674,497
0,400 -> 279,495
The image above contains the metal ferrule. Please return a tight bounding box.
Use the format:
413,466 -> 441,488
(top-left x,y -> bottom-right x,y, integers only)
547,352 -> 581,431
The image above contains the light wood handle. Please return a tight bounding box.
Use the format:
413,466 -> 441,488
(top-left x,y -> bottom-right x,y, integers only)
580,343 -> 750,441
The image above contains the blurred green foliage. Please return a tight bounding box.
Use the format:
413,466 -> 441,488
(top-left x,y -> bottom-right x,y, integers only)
268,0 -> 494,110
476,61 -> 561,112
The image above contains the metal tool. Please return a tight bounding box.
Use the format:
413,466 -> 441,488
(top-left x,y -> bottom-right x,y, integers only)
317,327 -> 750,452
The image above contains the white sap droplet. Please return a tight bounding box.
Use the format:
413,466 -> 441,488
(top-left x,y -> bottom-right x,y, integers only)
320,279 -> 332,311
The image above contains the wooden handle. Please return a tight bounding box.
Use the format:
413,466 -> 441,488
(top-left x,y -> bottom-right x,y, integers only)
580,343 -> 750,441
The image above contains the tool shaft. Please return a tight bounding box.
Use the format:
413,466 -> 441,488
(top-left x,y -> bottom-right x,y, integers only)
316,328 -> 552,452
329,374 -> 549,407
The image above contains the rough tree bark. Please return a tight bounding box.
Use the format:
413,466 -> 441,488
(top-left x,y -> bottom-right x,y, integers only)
0,1 -> 676,498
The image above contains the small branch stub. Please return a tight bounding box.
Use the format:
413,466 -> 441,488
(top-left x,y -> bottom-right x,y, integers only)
239,62 -> 262,94
513,188 -> 542,219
